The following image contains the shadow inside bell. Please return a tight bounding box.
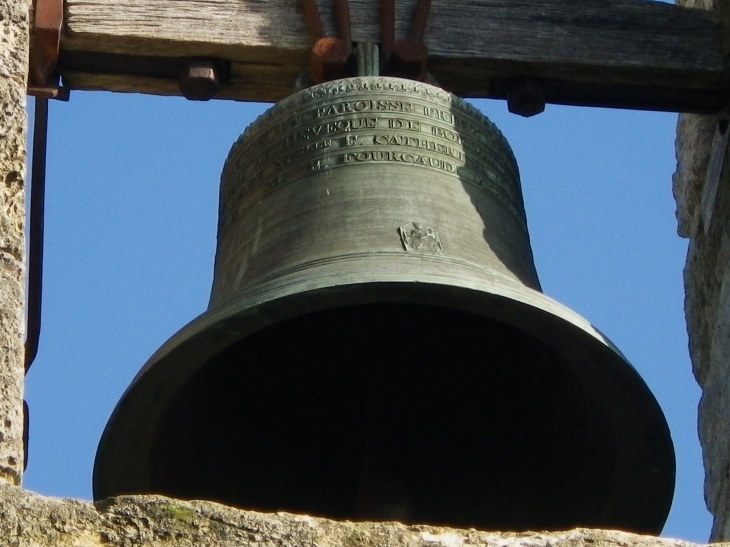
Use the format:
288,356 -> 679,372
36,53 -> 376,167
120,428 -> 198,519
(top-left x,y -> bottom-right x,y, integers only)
148,303 -> 614,531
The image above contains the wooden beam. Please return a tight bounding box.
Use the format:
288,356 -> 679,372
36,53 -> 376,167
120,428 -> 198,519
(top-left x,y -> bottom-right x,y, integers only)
57,0 -> 729,112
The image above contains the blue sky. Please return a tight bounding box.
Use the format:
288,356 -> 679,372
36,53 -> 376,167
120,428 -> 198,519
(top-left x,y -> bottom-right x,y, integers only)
22,86 -> 710,541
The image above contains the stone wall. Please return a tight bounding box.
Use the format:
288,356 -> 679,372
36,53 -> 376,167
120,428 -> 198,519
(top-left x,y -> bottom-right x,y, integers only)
673,0 -> 730,540
0,0 -> 28,485
0,484 -> 718,547
676,113 -> 730,541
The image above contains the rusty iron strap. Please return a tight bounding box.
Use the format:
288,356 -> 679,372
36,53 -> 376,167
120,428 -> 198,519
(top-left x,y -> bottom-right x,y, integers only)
302,0 -> 353,84
28,0 -> 67,98
381,0 -> 395,64
23,400 -> 29,470
301,0 -> 326,41
411,0 -> 431,43
25,97 -> 49,374
335,0 -> 352,45
386,0 -> 431,81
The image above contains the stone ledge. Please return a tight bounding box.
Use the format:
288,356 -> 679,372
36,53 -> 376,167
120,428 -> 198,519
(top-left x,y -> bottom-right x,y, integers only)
0,484 -> 716,547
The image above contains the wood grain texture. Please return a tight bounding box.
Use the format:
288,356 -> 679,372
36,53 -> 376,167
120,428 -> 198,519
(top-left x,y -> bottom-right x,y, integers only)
62,62 -> 302,102
58,0 -> 728,109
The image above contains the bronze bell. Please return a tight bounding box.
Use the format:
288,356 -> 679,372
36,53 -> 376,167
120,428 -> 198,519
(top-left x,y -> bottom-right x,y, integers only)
93,77 -> 674,533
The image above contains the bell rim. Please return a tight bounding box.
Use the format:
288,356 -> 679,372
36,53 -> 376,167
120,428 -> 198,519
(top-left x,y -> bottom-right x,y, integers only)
93,270 -> 675,533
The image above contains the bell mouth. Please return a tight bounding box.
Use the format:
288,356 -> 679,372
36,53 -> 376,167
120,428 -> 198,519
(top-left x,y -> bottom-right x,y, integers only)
93,275 -> 674,534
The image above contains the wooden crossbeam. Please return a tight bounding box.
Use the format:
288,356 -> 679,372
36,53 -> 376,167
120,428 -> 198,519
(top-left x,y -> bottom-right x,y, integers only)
57,0 -> 728,112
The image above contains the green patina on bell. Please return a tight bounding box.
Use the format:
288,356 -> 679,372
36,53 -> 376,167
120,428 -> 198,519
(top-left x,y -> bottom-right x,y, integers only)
94,77 -> 674,534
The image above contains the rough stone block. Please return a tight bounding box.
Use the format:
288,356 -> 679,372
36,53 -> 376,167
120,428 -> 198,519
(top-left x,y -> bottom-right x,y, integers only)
672,113 -> 714,238
671,0 -> 730,540
0,484 -> 721,547
0,0 -> 29,485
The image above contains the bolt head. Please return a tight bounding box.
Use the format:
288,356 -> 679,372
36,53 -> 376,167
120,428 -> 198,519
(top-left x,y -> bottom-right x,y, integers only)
179,61 -> 221,101
506,77 -> 546,118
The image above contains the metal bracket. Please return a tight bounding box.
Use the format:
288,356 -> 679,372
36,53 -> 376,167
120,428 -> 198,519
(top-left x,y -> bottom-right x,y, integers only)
302,0 -> 353,84
28,0 -> 69,100
299,0 -> 432,85
381,0 -> 431,82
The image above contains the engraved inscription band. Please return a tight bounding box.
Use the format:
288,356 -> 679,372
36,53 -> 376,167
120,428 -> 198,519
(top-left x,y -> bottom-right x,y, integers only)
222,77 -> 527,230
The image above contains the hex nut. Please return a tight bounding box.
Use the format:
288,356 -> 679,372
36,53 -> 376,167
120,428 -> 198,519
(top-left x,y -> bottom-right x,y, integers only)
507,77 -> 546,118
179,61 -> 221,101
